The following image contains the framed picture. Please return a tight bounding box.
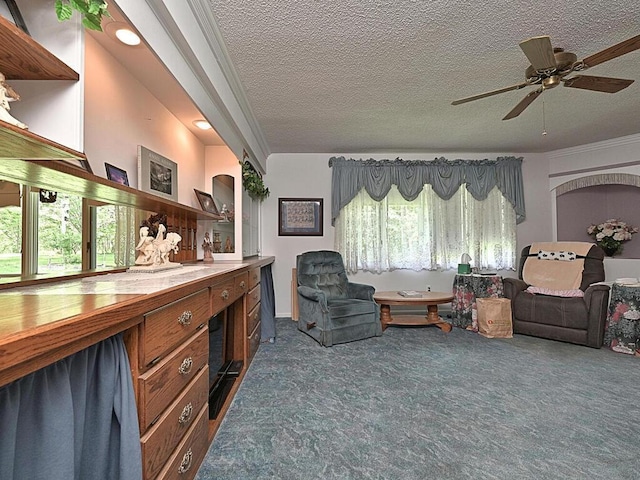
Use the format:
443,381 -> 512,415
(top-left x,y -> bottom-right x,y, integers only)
278,198 -> 323,236
194,188 -> 220,215
105,162 -> 129,186
61,159 -> 93,174
138,146 -> 178,201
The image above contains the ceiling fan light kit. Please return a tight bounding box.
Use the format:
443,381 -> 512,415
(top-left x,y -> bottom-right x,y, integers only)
452,34 -> 640,120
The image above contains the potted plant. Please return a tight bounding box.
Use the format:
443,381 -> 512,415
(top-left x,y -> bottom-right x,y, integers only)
241,161 -> 269,201
55,0 -> 110,31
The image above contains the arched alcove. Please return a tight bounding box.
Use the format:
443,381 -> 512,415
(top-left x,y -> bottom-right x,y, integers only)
556,173 -> 640,258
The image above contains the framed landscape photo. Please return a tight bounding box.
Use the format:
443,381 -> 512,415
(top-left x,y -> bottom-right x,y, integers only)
104,162 -> 129,186
194,188 -> 220,215
138,146 -> 178,201
278,198 -> 323,236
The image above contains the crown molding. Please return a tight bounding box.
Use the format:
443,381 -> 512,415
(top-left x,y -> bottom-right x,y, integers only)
547,133 -> 640,160
186,0 -> 270,168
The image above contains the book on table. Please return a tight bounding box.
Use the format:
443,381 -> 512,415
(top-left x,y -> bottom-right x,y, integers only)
398,290 -> 423,298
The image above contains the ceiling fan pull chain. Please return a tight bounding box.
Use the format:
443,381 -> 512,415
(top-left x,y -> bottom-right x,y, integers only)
542,99 -> 547,136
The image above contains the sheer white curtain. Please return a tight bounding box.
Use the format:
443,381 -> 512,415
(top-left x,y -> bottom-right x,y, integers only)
335,185 -> 516,273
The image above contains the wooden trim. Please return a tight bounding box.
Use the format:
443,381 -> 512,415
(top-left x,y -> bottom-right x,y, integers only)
291,268 -> 299,320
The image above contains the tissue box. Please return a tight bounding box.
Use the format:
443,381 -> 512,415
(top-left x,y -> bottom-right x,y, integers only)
458,264 -> 471,274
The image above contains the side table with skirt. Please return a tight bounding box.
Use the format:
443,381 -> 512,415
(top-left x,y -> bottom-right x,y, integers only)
604,282 -> 640,355
451,274 -> 504,329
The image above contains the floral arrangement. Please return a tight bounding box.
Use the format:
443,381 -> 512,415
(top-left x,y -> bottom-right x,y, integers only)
587,218 -> 638,255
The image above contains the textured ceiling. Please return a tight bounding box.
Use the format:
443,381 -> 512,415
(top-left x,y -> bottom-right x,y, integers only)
207,0 -> 640,154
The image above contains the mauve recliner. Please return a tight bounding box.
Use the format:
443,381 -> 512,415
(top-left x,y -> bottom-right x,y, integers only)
503,243 -> 610,348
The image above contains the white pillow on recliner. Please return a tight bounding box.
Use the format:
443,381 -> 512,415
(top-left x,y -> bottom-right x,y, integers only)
526,286 -> 584,297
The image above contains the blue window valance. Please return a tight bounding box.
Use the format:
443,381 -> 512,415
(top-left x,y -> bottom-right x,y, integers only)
329,156 -> 526,225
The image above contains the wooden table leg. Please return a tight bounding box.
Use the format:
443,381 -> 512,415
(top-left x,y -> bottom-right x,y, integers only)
425,305 -> 452,333
379,303 -> 391,331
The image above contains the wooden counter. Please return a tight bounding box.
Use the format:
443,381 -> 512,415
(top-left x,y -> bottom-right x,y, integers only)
0,257 -> 274,388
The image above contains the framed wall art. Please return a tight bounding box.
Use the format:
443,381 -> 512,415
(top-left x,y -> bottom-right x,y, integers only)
104,162 -> 129,186
137,145 -> 178,201
194,188 -> 220,215
278,197 -> 323,236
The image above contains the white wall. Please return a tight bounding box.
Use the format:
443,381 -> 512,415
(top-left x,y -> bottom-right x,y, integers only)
84,35 -> 206,208
11,0 -> 84,151
548,133 -> 640,281
262,152 -> 550,317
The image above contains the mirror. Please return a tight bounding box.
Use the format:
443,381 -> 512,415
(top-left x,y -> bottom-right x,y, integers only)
212,174 -> 235,254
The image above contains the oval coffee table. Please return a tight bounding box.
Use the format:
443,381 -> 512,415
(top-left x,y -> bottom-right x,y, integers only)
373,291 -> 454,332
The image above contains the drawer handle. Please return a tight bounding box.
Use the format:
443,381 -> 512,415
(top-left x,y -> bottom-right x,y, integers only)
221,290 -> 229,300
177,310 -> 193,326
240,280 -> 246,289
177,448 -> 193,474
178,357 -> 193,375
178,402 -> 193,425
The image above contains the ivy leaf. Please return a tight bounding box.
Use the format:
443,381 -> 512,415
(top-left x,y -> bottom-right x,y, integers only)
55,0 -> 73,21
69,0 -> 90,15
82,12 -> 103,31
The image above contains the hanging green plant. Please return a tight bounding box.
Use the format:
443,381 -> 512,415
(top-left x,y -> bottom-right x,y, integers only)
241,161 -> 269,201
55,0 -> 110,32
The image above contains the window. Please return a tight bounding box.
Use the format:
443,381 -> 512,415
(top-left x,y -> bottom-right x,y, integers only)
0,181 -> 22,276
335,185 -> 516,273
38,192 -> 83,274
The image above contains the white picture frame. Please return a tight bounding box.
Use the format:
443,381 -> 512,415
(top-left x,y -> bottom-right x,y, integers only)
137,145 -> 178,202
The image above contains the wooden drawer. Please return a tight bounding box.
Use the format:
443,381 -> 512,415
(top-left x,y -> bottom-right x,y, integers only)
248,321 -> 260,361
139,327 -> 208,432
234,272 -> 249,298
142,289 -> 210,368
248,267 -> 260,290
157,404 -> 209,480
247,302 -> 260,336
247,283 -> 260,313
211,279 -> 234,315
141,366 -> 209,480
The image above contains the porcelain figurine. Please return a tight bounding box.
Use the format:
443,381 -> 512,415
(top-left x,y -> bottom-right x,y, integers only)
0,72 -> 28,129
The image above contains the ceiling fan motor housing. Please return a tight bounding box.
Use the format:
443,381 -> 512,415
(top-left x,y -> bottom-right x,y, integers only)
526,50 -> 578,82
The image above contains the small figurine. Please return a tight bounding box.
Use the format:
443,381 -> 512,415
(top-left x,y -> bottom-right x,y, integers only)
212,232 -> 222,253
202,232 -> 214,263
224,236 -> 233,253
0,72 -> 28,129
134,226 -> 154,265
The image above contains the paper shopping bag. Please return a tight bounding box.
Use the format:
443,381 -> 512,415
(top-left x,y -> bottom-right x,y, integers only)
476,298 -> 513,339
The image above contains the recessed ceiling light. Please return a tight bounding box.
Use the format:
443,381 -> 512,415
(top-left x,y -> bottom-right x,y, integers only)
105,22 -> 141,47
193,120 -> 212,130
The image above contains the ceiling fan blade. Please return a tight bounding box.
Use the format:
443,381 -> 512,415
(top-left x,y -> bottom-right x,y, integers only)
581,35 -> 640,68
451,82 -> 530,105
519,36 -> 556,72
502,88 -> 544,120
563,75 -> 634,93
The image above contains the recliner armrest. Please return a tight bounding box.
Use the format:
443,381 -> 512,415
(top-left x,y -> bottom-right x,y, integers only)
503,277 -> 528,299
583,283 -> 611,347
298,285 -> 328,311
347,282 -> 375,301
583,283 -> 610,306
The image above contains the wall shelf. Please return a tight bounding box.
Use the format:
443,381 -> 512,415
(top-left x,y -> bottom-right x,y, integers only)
0,14 -> 78,80
0,119 -> 86,160
0,155 -> 221,222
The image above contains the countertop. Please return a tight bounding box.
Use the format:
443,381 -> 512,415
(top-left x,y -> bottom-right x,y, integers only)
0,257 -> 274,387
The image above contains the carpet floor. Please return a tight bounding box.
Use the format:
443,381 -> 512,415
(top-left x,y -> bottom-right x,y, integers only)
195,318 -> 640,479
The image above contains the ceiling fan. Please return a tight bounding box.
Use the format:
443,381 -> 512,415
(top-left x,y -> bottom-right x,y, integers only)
452,34 -> 640,120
